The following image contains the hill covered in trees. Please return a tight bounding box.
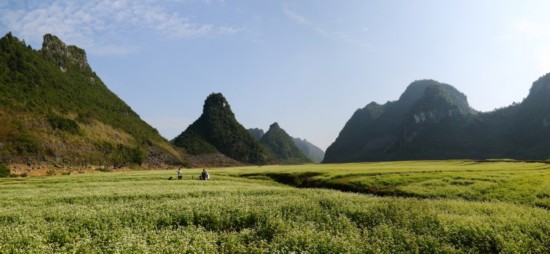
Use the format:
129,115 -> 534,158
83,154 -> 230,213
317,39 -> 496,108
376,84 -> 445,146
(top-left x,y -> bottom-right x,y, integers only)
324,77 -> 550,162
259,123 -> 311,164
0,33 -> 186,172
172,93 -> 269,165
249,128 -> 325,163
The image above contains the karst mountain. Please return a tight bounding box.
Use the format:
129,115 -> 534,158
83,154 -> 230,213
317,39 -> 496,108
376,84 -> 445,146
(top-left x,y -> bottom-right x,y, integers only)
324,77 -> 550,162
0,33 -> 186,169
172,93 -> 270,165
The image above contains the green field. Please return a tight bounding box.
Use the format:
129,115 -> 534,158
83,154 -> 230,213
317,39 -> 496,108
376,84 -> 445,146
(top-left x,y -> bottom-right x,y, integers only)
1,161 -> 549,253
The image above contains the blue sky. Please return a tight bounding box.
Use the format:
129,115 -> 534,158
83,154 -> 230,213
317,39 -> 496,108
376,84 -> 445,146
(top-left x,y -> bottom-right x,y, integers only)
2,0 -> 550,150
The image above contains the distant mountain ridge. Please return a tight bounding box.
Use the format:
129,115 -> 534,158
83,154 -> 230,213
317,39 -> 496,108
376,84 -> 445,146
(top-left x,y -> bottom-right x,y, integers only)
0,33 -> 186,171
248,127 -> 325,163
292,138 -> 325,163
324,77 -> 550,162
259,123 -> 311,164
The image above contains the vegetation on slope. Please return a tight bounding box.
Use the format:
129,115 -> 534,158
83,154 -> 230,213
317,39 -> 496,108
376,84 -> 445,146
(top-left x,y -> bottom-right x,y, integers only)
247,128 -> 265,141
172,93 -> 269,164
248,128 -> 325,163
0,33 -> 185,167
0,162 -> 9,177
259,123 -> 311,164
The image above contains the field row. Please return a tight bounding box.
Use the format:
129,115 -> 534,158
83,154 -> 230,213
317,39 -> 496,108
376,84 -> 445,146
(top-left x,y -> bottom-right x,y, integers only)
239,161 -> 550,209
0,161 -> 549,252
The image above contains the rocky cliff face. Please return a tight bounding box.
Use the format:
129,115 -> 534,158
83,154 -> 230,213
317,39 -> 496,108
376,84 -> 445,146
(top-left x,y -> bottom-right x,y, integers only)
324,77 -> 550,162
41,34 -> 91,73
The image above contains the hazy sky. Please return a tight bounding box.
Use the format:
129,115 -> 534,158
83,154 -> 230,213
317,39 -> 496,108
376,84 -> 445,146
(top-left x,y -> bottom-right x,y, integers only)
2,0 -> 550,150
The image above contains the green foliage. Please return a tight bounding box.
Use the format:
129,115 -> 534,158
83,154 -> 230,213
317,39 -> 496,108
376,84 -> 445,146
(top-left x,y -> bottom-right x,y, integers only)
95,142 -> 144,167
173,130 -> 218,155
247,128 -> 265,141
12,131 -> 42,156
0,163 -> 9,177
260,123 -> 311,164
172,93 -> 268,164
0,161 -> 548,252
48,115 -> 80,134
0,117 -> 42,159
249,126 -> 324,163
0,33 -> 184,166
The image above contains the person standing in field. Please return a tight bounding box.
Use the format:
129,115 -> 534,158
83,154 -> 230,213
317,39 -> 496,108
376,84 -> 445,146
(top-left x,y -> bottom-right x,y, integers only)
177,168 -> 182,180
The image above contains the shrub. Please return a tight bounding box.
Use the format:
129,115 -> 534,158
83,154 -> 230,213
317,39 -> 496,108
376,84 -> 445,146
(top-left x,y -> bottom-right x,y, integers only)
48,115 -> 80,134
0,162 -> 10,177
95,142 -> 144,167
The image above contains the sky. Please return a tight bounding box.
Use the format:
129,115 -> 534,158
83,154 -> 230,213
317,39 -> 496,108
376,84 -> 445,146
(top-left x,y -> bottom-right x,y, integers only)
2,0 -> 550,150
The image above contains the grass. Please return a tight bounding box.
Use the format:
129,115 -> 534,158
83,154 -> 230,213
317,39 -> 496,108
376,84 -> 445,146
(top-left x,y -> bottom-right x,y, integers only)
0,161 -> 549,253
240,160 -> 550,209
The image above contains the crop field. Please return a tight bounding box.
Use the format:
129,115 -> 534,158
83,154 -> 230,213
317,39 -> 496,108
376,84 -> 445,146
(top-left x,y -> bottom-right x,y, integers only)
0,161 -> 549,253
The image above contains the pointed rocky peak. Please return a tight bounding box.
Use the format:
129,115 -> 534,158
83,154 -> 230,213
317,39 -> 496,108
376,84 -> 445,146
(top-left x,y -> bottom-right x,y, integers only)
269,122 -> 280,130
172,93 -> 269,164
260,122 -> 311,164
203,93 -> 234,117
263,122 -> 286,138
41,34 -> 91,72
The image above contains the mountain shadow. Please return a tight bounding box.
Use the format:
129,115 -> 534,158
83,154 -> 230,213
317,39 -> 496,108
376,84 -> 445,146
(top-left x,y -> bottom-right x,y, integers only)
324,77 -> 550,162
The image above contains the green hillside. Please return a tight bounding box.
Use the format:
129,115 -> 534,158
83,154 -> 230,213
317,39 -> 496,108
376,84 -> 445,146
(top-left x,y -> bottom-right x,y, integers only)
259,123 -> 311,164
172,93 -> 269,165
248,128 -> 325,163
0,33 -> 186,170
247,128 -> 265,141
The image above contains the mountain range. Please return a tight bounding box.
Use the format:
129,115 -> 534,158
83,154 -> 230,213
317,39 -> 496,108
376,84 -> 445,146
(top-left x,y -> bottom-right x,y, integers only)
248,126 -> 325,163
256,122 -> 311,164
3,32 -> 550,172
171,93 -> 270,165
172,93 -> 321,165
0,33 -> 322,171
324,77 -> 550,162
